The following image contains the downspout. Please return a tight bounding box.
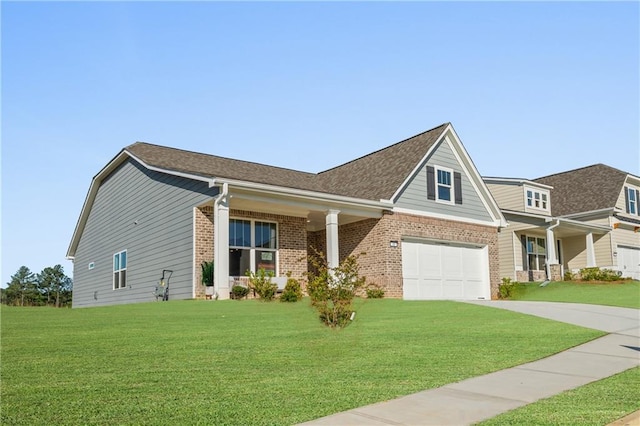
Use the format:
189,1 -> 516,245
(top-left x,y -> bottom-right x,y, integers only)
545,219 -> 560,281
213,182 -> 229,300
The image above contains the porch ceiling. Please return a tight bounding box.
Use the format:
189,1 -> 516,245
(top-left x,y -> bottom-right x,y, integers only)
229,196 -> 380,232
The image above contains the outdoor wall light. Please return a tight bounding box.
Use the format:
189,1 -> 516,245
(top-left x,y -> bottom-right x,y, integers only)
390,240 -> 399,248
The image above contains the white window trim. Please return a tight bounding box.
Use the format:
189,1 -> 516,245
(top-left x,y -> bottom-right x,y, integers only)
627,186 -> 638,216
435,165 -> 455,205
113,250 -> 127,290
525,236 -> 546,271
524,186 -> 550,213
229,218 -> 279,276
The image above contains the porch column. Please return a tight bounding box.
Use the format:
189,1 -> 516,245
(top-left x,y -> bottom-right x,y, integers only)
214,190 -> 230,300
325,209 -> 340,269
586,232 -> 596,267
546,228 -> 558,264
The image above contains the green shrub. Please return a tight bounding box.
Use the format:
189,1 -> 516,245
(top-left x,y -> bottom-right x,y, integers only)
498,277 -> 515,299
201,261 -> 214,286
564,270 -> 576,281
304,249 -> 366,328
247,268 -> 277,301
280,274 -> 303,303
366,286 -> 385,299
231,285 -> 249,299
579,267 -> 623,282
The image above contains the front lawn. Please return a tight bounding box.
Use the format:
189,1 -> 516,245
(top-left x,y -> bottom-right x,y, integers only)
479,367 -> 640,426
510,280 -> 640,308
1,299 -> 602,425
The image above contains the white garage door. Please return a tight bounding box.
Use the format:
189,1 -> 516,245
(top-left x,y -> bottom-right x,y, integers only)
402,239 -> 490,300
618,246 -> 640,280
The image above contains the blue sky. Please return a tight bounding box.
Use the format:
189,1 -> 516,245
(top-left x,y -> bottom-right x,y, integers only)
2,1 -> 639,287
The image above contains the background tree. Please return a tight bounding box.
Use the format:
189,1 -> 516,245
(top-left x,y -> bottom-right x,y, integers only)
5,266 -> 39,306
37,265 -> 73,307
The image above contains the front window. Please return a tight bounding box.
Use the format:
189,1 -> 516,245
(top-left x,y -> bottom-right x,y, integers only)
525,187 -> 549,212
627,187 -> 637,215
113,250 -> 127,289
436,167 -> 453,203
526,236 -> 546,271
229,219 -> 277,276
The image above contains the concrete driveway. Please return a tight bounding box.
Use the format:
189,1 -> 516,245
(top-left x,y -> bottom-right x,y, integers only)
300,301 -> 640,426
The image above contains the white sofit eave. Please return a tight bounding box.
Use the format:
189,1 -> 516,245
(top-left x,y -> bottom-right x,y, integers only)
66,150 -> 216,260
389,123 -> 507,228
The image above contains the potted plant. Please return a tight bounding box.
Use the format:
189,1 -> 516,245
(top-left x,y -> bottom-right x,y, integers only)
201,261 -> 215,297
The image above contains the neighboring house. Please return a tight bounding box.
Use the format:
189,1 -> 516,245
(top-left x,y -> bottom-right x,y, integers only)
485,164 -> 640,282
67,123 -> 506,307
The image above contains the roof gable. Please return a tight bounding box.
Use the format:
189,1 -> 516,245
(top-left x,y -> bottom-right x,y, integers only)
534,164 -> 629,216
315,123 -> 449,200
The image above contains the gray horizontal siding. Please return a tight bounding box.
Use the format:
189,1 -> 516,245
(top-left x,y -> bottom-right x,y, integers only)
395,139 -> 494,222
72,159 -> 218,307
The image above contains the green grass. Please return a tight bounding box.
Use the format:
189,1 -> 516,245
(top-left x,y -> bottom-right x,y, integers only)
479,367 -> 640,426
510,280 -> 640,308
1,299 -> 603,425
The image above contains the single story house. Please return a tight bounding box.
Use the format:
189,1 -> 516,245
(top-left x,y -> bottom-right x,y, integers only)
485,164 -> 640,282
67,123 -> 507,307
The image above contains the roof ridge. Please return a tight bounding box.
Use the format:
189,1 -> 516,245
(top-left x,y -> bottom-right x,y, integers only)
318,122 -> 449,175
127,141 -> 317,176
534,163 -> 619,180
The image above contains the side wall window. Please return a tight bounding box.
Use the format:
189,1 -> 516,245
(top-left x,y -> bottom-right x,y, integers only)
113,250 -> 127,289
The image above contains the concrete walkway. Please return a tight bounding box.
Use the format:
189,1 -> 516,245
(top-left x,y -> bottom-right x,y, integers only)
300,301 -> 640,426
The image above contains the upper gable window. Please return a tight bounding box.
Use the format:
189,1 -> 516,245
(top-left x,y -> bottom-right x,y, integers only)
525,187 -> 549,212
427,165 -> 463,205
437,167 -> 453,203
626,186 -> 638,215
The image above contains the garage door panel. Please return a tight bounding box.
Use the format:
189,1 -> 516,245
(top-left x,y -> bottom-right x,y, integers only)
421,278 -> 444,299
402,240 -> 489,300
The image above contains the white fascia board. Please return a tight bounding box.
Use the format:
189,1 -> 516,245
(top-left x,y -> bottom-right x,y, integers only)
501,209 -> 552,221
125,151 -> 215,185
67,149 -> 216,258
561,208 -> 615,220
67,150 -> 131,258
214,177 -> 390,212
388,124 -> 506,227
393,207 -> 503,228
483,177 -> 554,190
389,126 -> 447,203
443,127 -> 508,227
556,217 -> 611,233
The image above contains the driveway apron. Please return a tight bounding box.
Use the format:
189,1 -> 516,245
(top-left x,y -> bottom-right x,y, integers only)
299,301 -> 640,426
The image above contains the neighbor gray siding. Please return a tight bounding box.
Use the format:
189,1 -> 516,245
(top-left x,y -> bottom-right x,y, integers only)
395,139 -> 494,222
72,159 -> 218,307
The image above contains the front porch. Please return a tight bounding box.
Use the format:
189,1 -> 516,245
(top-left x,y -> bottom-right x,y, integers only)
193,182 -> 387,300
514,217 -> 611,282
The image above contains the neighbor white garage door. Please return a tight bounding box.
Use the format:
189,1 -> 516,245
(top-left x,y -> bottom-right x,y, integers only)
401,239 -> 490,300
618,246 -> 640,280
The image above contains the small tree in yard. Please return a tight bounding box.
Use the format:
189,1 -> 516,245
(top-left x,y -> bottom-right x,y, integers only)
247,268 -> 277,301
305,249 -> 366,328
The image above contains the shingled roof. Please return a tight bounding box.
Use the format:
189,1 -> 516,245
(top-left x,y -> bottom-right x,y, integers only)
125,123 -> 449,201
534,164 -> 629,216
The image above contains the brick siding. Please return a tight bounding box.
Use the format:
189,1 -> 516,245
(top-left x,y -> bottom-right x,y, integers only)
316,212 -> 500,299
